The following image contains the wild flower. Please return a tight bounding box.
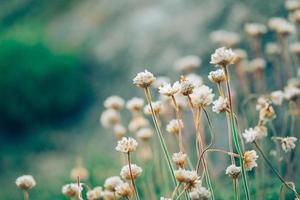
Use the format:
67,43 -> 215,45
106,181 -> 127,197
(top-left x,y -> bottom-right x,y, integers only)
180,77 -> 195,96
284,85 -> 300,100
128,116 -> 149,132
126,97 -> 144,112
172,152 -> 187,168
225,165 -> 241,179
133,70 -> 156,88
189,182 -> 211,200
102,190 -> 117,200
86,187 -> 103,200
70,161 -> 89,181
290,42 -> 300,55
270,90 -> 284,105
243,150 -> 259,171
160,197 -> 172,200
190,85 -> 214,107
116,137 -> 138,153
166,119 -> 184,135
100,109 -> 121,128
175,169 -> 200,189
273,136 -> 298,153
153,76 -> 171,88
16,175 -> 36,190
104,96 -> 125,110
159,81 -> 181,96
212,96 -> 228,113
210,30 -> 240,47
266,42 -> 281,55
104,176 -> 123,192
174,55 -> 201,72
285,0 -> 300,12
120,164 -> 142,180
210,47 -> 236,66
115,182 -> 132,198
62,183 -> 83,198
186,73 -> 203,87
243,128 -> 258,143
244,23 -> 267,37
208,69 -> 226,83
144,101 -> 162,115
249,58 -> 266,70
259,104 -> 276,122
136,127 -> 153,141
113,124 -> 127,139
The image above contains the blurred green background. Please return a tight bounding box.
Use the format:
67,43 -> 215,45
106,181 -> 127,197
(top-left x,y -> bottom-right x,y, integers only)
0,0 -> 287,199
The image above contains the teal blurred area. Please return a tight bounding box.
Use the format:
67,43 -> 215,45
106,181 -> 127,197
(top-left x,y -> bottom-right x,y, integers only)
0,0 -> 286,199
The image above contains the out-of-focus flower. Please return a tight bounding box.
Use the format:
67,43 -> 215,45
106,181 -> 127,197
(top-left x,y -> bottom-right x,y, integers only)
266,42 -> 281,56
128,116 -> 148,132
102,190 -> 118,200
225,164 -> 241,179
104,96 -> 124,110
136,127 -> 153,141
115,182 -> 132,198
116,137 -> 138,153
256,96 -> 270,110
16,175 -> 36,190
166,119 -> 184,135
189,182 -> 211,200
249,58 -> 266,70
86,187 -> 103,200
208,69 -> 226,83
212,96 -> 228,113
144,101 -> 162,115
70,159 -> 89,181
62,183 -> 83,198
243,125 -> 267,143
270,90 -> 284,105
290,42 -> 300,55
244,23 -> 267,37
210,30 -> 240,47
133,70 -> 156,88
259,104 -> 276,122
175,169 -> 200,189
126,98 -> 144,112
285,0 -> 300,12
120,164 -> 142,180
190,85 -> 214,107
104,176 -> 123,192
153,76 -> 171,89
113,124 -> 126,139
269,18 -> 295,36
159,82 -> 181,96
100,109 -> 121,128
273,136 -> 298,152
243,150 -> 258,171
290,9 -> 300,23
180,77 -> 195,96
284,85 -> 300,100
186,73 -> 203,87
172,152 -> 187,168
174,55 -> 201,73
233,49 -> 247,63
210,47 -> 236,66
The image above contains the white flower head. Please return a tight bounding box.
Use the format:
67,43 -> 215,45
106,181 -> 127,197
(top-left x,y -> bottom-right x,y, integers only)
249,58 -> 266,70
116,137 -> 138,153
172,152 -> 187,168
104,176 -> 123,192
104,96 -> 125,110
86,187 -> 102,200
244,23 -> 267,37
16,175 -> 36,190
144,101 -> 162,115
210,30 -> 240,47
210,47 -> 236,66
285,0 -> 300,11
175,169 -> 200,189
243,128 -> 258,143
208,69 -> 226,83
282,137 -> 297,152
284,85 -> 300,100
243,150 -> 259,171
186,73 -> 203,87
136,127 -> 153,141
100,109 -> 121,128
269,18 -> 295,36
126,97 -> 144,112
153,76 -> 171,88
159,81 -> 181,96
225,165 -> 241,179
166,119 -> 184,135
174,55 -> 201,72
190,85 -> 214,107
259,104 -> 276,122
133,70 -> 156,88
62,183 -> 83,198
189,182 -> 211,200
212,96 -> 228,113
266,42 -> 281,55
180,77 -> 195,96
113,124 -> 126,139
270,90 -> 284,105
115,182 -> 132,198
128,116 -> 149,132
120,164 -> 142,180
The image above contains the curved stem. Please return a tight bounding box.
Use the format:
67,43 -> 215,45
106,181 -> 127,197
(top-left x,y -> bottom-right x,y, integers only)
127,153 -> 140,200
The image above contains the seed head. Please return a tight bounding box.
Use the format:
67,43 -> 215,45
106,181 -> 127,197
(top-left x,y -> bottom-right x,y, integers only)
172,152 -> 187,168
208,69 -> 226,83
225,164 -> 241,179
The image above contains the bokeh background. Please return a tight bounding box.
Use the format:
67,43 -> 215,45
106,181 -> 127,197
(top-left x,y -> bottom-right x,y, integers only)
0,0 -> 286,199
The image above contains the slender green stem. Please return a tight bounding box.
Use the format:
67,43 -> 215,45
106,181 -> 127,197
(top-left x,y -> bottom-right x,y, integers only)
144,88 -> 177,186
24,191 -> 29,200
175,188 -> 187,200
253,142 -> 300,198
233,178 -> 240,200
223,66 -> 251,200
171,183 -> 182,199
127,152 -> 140,200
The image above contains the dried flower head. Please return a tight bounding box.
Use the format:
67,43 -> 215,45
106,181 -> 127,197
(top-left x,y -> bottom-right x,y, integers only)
102,190 -> 118,200
104,96 -> 125,110
144,101 -> 162,115
210,47 -> 236,66
269,18 -> 295,36
136,127 -> 153,141
233,49 -> 247,63
86,187 -> 103,200
172,152 -> 187,168
259,104 -> 276,122
244,23 -> 267,37
190,85 -> 214,107
189,183 -> 211,200
174,55 -> 201,72
100,109 -> 121,128
16,175 -> 36,190
290,42 -> 300,55
133,70 -> 156,88
166,119 -> 184,135
120,164 -> 142,180
243,150 -> 259,171
116,137 -> 138,153
62,183 -> 82,198
212,96 -> 228,113
126,97 -> 144,112
115,182 -> 132,198
243,128 -> 258,143
159,81 -> 181,96
225,164 -> 241,179
270,90 -> 284,105
208,69 -> 226,83
256,96 -> 270,110
104,176 -> 123,192
210,30 -> 240,47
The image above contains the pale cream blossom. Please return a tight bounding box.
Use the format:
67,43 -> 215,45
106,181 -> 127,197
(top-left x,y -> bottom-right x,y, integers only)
159,81 -> 181,96
210,47 -> 236,66
144,101 -> 162,115
120,164 -> 142,180
208,69 -> 226,83
153,76 -> 171,89
180,78 -> 195,96
104,176 -> 123,192
128,116 -> 149,132
133,70 -> 156,88
212,96 -> 228,113
100,109 -> 121,128
249,58 -> 266,70
244,23 -> 267,37
269,18 -> 295,36
266,42 -> 281,55
113,124 -> 126,139
270,90 -> 284,105
210,30 -> 240,47
102,190 -> 118,200
16,175 -> 36,190
116,137 -> 138,153
290,42 -> 300,55
104,96 -> 125,110
284,85 -> 300,100
259,104 -> 276,122
190,85 -> 214,107
225,165 -> 241,179
172,152 -> 187,168
186,73 -> 203,87
136,127 -> 153,141
285,0 -> 300,11
166,119 -> 184,135
62,183 -> 83,198
174,55 -> 201,72
273,136 -> 298,152
86,187 -> 103,200
189,182 -> 211,200
115,182 -> 132,198
243,150 -> 259,171
243,128 -> 258,143
126,97 -> 144,112
175,169 -> 200,189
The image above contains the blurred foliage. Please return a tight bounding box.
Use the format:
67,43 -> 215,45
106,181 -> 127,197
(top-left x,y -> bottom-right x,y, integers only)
0,35 -> 91,131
